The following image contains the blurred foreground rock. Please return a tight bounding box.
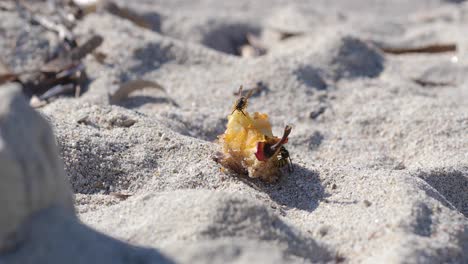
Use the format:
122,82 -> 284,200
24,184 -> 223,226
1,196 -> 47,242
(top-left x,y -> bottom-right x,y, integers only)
0,84 -> 171,264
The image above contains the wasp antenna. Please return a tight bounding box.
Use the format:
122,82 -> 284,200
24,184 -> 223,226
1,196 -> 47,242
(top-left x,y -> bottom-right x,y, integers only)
238,85 -> 243,97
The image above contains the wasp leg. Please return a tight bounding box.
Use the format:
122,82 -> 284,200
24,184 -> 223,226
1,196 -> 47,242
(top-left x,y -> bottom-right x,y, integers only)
288,156 -> 294,173
231,109 -> 247,116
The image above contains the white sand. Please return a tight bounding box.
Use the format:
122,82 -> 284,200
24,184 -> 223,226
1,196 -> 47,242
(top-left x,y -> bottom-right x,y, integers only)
0,0 -> 467,263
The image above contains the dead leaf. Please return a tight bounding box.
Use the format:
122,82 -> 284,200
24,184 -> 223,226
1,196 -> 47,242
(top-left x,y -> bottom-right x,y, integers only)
109,79 -> 165,104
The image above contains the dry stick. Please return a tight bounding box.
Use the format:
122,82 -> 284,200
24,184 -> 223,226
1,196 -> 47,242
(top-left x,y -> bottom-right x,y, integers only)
16,0 -> 75,44
101,2 -> 152,29
380,44 -> 457,54
39,83 -> 75,101
279,31 -> 303,40
71,35 -> 104,61
41,35 -> 103,73
413,78 -> 454,87
233,81 -> 267,97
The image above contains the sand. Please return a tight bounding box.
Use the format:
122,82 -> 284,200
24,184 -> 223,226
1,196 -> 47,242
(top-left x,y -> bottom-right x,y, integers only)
0,0 -> 467,263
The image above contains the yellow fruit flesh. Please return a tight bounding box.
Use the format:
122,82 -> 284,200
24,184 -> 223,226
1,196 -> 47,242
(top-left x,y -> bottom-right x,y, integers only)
219,110 -> 281,182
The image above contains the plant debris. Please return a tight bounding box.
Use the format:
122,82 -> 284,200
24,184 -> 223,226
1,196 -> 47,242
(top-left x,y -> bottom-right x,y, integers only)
22,34 -> 102,107
109,79 -> 166,104
310,106 -> 326,119
0,61 -> 18,85
99,2 -> 152,29
412,78 -> 454,87
380,43 -> 456,54
0,1 -> 111,106
233,81 -> 269,98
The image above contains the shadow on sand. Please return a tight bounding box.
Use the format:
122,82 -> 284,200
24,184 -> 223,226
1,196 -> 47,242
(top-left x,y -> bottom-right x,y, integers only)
117,95 -> 179,109
1,207 -> 175,264
239,164 -> 329,212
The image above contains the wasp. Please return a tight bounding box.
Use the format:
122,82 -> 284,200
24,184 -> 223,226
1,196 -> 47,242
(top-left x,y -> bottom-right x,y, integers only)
275,146 -> 294,173
255,125 -> 295,173
232,85 -> 254,116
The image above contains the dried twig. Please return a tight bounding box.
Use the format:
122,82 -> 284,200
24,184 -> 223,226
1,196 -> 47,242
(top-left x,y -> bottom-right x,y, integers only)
413,78 -> 454,87
33,14 -> 75,43
41,35 -> 103,73
100,2 -> 151,29
279,31 -> 302,40
380,44 -> 456,54
233,81 -> 268,97
16,0 -> 76,44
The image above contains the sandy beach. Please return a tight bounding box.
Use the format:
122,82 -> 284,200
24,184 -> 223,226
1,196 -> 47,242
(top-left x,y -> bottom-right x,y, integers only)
0,0 -> 467,263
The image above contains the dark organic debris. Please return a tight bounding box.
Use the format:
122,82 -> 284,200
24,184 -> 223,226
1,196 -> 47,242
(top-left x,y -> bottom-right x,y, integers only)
21,35 -> 102,106
278,31 -> 303,40
110,192 -> 132,200
413,78 -> 454,87
233,81 -> 269,98
1,1 -> 106,106
380,44 -> 456,54
41,35 -> 103,73
109,79 -> 166,104
16,0 -> 77,45
100,2 -> 152,29
310,106 -> 326,119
